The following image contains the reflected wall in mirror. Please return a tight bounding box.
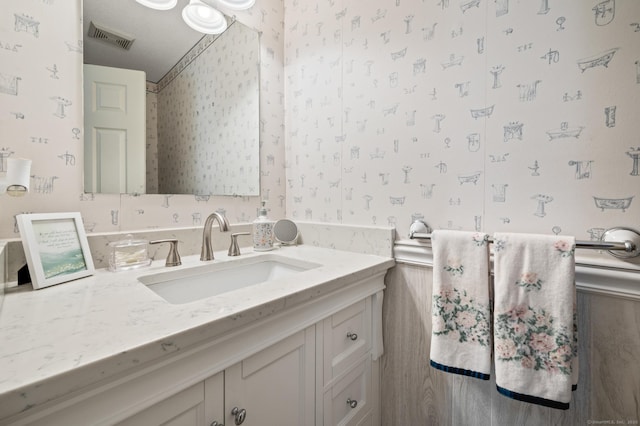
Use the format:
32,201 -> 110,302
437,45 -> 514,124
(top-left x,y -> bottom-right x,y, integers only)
83,0 -> 260,196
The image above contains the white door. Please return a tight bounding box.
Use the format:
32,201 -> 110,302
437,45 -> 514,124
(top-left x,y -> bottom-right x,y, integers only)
84,64 -> 146,194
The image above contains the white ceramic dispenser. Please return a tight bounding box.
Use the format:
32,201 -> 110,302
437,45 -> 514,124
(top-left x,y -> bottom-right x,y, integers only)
253,200 -> 275,251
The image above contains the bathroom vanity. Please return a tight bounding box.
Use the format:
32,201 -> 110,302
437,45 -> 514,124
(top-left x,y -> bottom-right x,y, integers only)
0,245 -> 394,426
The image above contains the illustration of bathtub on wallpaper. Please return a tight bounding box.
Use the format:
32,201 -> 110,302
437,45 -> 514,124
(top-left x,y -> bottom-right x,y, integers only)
470,105 -> 494,119
460,0 -> 481,13
546,122 -> 584,140
458,172 -> 482,185
577,47 -> 619,72
389,196 -> 406,206
593,196 -> 634,212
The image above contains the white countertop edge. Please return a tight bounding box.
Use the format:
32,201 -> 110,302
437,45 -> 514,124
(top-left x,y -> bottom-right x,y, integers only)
394,239 -> 640,301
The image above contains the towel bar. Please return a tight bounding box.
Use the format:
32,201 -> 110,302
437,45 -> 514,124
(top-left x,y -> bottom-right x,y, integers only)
408,222 -> 640,259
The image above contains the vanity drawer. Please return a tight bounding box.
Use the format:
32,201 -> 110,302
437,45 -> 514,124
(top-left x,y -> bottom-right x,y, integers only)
322,299 -> 371,384
322,358 -> 371,426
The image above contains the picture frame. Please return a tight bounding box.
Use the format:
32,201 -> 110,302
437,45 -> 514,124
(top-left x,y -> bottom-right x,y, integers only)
16,212 -> 95,290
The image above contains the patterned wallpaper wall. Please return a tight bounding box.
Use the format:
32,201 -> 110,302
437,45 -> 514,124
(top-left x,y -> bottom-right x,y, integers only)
284,0 -> 640,241
2,0 -> 638,249
145,84 -> 159,194
0,0 -> 285,237
156,21 -> 260,196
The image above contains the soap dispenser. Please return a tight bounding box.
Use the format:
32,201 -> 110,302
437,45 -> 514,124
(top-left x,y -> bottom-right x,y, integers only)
253,200 -> 275,251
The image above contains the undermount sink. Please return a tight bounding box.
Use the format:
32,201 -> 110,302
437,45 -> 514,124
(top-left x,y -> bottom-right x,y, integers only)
138,254 -> 320,304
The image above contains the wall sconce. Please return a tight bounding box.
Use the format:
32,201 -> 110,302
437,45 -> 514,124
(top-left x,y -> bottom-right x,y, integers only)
135,0 -> 255,34
0,158 -> 32,197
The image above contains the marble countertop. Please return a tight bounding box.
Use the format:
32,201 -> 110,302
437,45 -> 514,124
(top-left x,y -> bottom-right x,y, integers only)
0,245 -> 394,420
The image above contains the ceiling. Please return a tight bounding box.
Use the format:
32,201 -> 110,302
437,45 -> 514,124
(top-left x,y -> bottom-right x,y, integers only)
83,0 -> 209,83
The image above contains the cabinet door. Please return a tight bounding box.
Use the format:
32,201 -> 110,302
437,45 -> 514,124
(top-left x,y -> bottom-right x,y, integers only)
204,372 -> 225,426
224,326 -> 315,426
116,383 -> 204,426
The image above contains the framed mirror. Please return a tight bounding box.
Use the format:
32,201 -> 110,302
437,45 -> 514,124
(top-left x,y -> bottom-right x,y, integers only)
82,0 -> 260,196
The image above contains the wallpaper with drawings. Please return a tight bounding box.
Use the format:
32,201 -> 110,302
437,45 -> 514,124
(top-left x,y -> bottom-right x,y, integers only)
284,0 -> 640,241
0,0 -> 285,237
156,21 -> 260,196
2,0 -> 639,247
145,84 -> 158,194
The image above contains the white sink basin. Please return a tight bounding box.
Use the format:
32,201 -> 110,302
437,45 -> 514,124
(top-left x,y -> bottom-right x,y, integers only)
138,254 -> 320,304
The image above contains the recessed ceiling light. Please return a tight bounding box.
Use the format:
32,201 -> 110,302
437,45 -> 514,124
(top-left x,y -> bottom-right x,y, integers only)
135,0 -> 178,11
215,0 -> 256,11
182,0 -> 228,34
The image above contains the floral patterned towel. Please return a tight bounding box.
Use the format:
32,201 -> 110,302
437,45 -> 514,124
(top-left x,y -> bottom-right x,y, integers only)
493,232 -> 578,410
430,230 -> 491,380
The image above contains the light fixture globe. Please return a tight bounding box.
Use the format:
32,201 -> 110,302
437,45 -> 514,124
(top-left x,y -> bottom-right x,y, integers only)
135,0 -> 178,11
182,0 -> 228,34
0,158 -> 31,197
215,0 -> 256,11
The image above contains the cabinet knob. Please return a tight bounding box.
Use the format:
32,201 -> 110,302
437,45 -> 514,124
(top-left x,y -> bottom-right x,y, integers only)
211,422 -> 224,426
346,332 -> 358,341
231,407 -> 247,425
346,398 -> 358,409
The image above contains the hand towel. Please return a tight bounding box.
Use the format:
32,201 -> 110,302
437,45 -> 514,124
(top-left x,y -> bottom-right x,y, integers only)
430,230 -> 491,380
492,232 -> 578,410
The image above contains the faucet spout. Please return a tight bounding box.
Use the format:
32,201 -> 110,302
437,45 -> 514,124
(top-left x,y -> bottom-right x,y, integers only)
201,211 -> 230,261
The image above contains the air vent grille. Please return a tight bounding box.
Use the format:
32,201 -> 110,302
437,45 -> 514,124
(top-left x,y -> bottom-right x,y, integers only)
87,21 -> 135,50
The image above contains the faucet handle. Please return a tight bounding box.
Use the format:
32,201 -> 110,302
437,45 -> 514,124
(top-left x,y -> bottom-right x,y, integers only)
150,239 -> 182,267
228,232 -> 251,257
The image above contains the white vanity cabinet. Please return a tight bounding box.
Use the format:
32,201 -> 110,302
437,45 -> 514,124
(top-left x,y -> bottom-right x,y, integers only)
118,327 -> 315,426
3,270 -> 387,426
117,306 -> 375,426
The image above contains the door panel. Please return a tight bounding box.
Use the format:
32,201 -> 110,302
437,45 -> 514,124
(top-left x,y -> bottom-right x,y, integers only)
225,327 -> 315,426
84,64 -> 145,194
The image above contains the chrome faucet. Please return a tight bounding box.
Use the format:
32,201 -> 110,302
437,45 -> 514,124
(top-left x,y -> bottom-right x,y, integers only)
201,211 -> 230,261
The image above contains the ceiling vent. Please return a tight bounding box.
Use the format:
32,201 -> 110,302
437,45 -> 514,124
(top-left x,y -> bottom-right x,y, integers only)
87,21 -> 135,50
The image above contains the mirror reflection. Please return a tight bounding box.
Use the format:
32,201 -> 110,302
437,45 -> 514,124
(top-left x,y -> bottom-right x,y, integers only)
82,0 -> 260,196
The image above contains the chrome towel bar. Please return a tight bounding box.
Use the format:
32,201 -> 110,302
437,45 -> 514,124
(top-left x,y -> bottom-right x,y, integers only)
408,223 -> 640,259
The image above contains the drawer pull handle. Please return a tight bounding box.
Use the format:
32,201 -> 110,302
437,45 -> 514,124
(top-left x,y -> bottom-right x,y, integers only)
346,332 -> 358,341
347,398 -> 358,409
231,407 -> 246,425
211,422 -> 224,426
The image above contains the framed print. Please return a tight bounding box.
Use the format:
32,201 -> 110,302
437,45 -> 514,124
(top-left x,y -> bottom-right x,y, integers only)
16,212 -> 95,290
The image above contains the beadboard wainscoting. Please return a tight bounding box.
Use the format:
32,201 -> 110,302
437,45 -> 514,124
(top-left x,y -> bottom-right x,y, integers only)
381,241 -> 640,425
